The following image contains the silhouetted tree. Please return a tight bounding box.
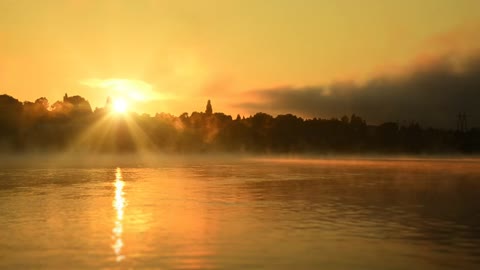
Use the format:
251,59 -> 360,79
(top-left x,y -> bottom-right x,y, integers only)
0,95 -> 23,149
206,100 -> 213,115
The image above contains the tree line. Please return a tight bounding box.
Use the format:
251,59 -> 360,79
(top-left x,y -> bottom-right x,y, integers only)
0,93 -> 478,154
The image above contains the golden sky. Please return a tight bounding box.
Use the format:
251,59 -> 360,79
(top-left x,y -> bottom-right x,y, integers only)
1,0 -> 480,116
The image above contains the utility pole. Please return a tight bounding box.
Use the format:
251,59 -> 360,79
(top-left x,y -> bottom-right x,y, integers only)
456,113 -> 467,132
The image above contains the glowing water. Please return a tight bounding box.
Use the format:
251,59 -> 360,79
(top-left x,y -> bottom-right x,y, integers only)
0,158 -> 479,269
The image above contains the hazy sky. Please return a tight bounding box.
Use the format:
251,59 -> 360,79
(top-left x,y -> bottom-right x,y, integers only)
1,0 -> 480,125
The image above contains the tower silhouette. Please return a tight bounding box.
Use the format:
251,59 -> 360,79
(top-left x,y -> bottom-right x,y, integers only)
456,113 -> 467,132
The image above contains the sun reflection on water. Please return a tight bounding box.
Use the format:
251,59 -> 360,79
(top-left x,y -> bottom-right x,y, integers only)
113,167 -> 126,262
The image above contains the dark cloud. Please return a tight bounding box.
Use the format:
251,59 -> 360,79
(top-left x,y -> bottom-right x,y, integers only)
239,54 -> 480,128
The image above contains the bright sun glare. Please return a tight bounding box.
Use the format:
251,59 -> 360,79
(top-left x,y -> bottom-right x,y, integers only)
113,99 -> 128,114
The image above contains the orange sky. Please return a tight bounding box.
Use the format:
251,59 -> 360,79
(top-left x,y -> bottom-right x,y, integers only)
1,0 -> 480,116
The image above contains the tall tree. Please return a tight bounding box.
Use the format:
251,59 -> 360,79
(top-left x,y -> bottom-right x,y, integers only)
205,100 -> 213,115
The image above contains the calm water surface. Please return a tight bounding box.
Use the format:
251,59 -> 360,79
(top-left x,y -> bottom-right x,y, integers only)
1,157 -> 480,269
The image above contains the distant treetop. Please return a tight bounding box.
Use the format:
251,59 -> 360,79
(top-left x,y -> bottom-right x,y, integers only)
206,100 -> 213,115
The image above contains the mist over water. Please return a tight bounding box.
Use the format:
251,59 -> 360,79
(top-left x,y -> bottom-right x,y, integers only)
0,156 -> 479,269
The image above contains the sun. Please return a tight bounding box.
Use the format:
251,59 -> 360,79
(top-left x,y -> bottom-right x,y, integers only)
112,98 -> 128,114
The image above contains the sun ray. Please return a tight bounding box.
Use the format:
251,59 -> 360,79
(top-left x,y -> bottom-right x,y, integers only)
65,113 -> 114,153
123,114 -> 157,152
